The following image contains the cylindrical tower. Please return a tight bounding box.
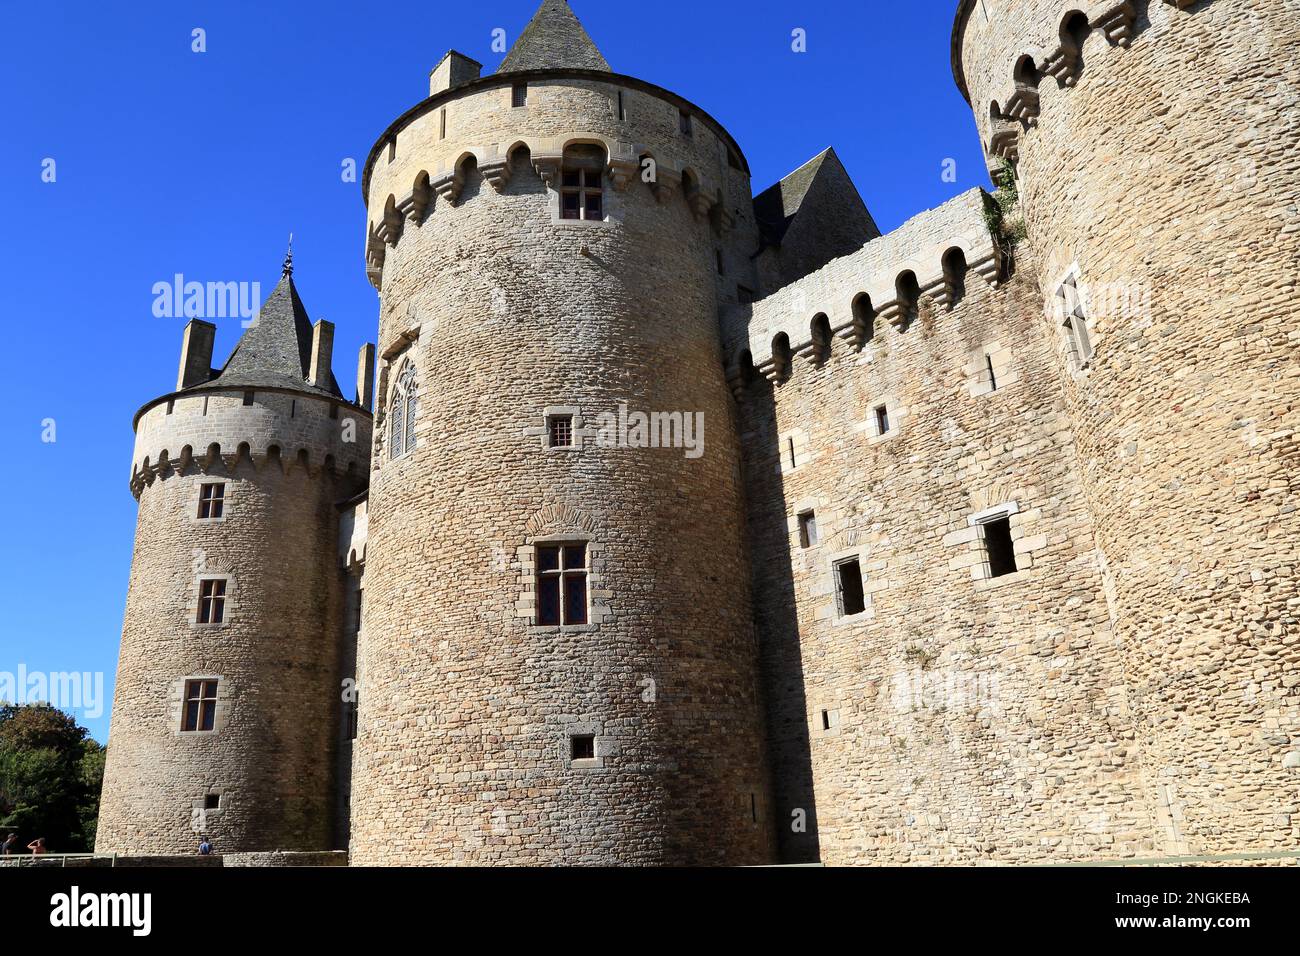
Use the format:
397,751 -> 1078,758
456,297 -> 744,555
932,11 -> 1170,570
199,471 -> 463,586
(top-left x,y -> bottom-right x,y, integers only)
97,262 -> 373,854
351,0 -> 775,864
954,0 -> 1300,854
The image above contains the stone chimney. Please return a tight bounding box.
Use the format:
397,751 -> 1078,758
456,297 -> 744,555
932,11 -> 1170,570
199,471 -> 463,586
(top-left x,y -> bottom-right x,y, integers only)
429,51 -> 482,97
176,319 -> 217,391
356,343 -> 376,411
308,319 -> 335,388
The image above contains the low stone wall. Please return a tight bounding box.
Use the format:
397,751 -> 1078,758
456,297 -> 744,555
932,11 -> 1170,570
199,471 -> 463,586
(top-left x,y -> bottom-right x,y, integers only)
221,851 -> 348,867
1,851 -> 346,867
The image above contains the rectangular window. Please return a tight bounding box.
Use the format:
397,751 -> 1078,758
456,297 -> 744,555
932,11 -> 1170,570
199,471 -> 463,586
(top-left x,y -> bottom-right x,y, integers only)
439,108 -> 446,140
242,391 -> 255,407
181,679 -> 218,732
166,399 -> 175,415
716,250 -> 725,275
198,482 -> 225,520
617,90 -> 625,121
820,709 -> 831,731
1059,277 -> 1093,368
570,734 -> 595,761
835,558 -> 866,617
197,578 -> 226,624
536,543 -> 588,626
786,436 -> 797,470
560,167 -> 602,221
679,109 -> 693,136
874,404 -> 891,435
547,414 -> 574,448
387,138 -> 396,163
986,353 -> 999,391
981,516 -> 1018,578
330,403 -> 339,420
798,511 -> 819,549
347,694 -> 359,740
204,793 -> 220,810
512,82 -> 527,108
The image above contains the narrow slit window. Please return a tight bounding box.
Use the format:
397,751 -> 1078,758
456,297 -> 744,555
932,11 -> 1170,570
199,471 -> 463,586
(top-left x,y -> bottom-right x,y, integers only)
181,679 -> 218,732
679,109 -> 693,136
835,558 -> 866,617
820,709 -> 831,731
197,578 -> 226,624
242,391 -> 255,407
786,436 -> 797,469
716,250 -> 725,275
1059,276 -> 1094,368
198,482 -> 225,520
536,543 -> 588,626
548,414 -> 574,449
439,108 -> 446,140
986,354 -> 998,391
874,404 -> 891,435
570,734 -> 595,761
981,516 -> 1018,578
387,138 -> 396,163
798,510 -> 818,549
617,90 -> 625,121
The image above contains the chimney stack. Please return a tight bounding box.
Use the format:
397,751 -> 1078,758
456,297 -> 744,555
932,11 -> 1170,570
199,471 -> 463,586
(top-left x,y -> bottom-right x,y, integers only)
176,319 -> 217,391
308,319 -> 335,388
429,50 -> 482,97
356,343 -> 376,411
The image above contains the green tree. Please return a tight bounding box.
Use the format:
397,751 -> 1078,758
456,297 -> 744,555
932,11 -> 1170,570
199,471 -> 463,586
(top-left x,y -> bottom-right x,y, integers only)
0,704 -> 106,853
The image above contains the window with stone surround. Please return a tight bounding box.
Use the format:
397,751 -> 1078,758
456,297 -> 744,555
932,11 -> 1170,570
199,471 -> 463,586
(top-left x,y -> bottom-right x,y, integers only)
512,82 -> 527,108
197,482 -> 225,520
560,145 -> 605,221
798,510 -> 819,549
197,578 -> 226,624
874,403 -> 891,436
204,793 -> 220,810
979,515 -> 1018,578
547,414 -> 574,449
388,359 -> 418,460
570,734 -> 595,760
679,109 -> 693,137
181,679 -> 218,732
834,557 -> 866,617
536,543 -> 588,626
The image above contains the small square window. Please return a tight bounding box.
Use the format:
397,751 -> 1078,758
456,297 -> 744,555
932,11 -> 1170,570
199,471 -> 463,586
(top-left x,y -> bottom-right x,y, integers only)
835,558 -> 866,617
547,414 -> 574,448
874,404 -> 891,435
204,793 -> 220,810
981,516 -> 1018,578
198,482 -> 225,520
570,734 -> 595,761
242,391 -> 255,407
512,82 -> 527,108
798,511 -> 818,549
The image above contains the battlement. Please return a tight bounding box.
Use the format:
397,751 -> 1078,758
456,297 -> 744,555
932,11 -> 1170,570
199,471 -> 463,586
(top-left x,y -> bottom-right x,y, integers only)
130,388 -> 371,499
954,0 -> 1206,167
726,187 -> 1003,390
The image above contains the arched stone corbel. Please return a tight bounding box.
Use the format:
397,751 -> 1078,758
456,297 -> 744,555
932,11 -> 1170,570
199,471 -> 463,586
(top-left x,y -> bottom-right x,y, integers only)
920,275 -> 955,312
532,152 -> 563,188
480,160 -> 512,192
651,166 -> 681,204
876,299 -> 909,330
1005,88 -> 1040,127
607,154 -> 638,191
406,177 -> 431,223
433,169 -> 465,206
1093,1 -> 1137,47
969,250 -> 1003,289
688,191 -> 715,223
710,203 -> 735,236
989,121 -> 1021,161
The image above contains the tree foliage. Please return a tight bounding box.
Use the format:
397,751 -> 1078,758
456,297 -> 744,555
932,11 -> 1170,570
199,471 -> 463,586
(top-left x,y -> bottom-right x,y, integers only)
0,704 -> 105,853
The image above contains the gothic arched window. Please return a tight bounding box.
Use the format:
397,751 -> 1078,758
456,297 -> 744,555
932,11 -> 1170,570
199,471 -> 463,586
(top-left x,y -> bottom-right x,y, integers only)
388,360 -> 418,460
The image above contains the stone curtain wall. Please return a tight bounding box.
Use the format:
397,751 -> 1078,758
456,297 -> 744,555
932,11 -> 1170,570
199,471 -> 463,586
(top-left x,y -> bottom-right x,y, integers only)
350,72 -> 775,865
958,0 -> 1300,856
97,390 -> 370,854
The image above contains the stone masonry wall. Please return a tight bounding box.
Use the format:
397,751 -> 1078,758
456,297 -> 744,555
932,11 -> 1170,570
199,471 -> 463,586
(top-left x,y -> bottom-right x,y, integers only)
958,0 -> 1300,855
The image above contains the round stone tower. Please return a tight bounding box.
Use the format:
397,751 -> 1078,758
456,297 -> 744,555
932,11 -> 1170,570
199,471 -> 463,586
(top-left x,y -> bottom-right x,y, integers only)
351,0 -> 775,864
954,0 -> 1300,854
96,256 -> 373,854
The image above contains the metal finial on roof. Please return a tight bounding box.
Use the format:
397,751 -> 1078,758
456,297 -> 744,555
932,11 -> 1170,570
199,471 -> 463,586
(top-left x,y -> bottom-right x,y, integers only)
282,233 -> 294,277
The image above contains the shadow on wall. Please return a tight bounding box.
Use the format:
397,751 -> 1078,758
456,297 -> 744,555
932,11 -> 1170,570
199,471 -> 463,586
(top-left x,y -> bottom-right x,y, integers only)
736,367 -> 821,864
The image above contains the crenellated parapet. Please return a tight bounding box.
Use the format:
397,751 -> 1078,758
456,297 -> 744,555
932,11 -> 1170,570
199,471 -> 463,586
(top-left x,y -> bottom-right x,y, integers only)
726,188 -> 1003,393
130,388 -> 372,500
954,0 -> 1211,167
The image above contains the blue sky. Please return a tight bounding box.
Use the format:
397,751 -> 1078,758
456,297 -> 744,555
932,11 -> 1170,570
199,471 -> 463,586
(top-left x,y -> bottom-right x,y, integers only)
0,0 -> 987,742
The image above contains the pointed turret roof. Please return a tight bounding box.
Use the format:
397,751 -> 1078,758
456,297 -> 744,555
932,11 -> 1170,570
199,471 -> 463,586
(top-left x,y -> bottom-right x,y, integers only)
498,0 -> 610,73
193,250 -> 343,399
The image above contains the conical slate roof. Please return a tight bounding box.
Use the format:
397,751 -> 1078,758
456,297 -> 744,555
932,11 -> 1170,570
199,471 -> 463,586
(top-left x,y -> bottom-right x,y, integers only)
192,256 -> 343,399
498,0 -> 610,73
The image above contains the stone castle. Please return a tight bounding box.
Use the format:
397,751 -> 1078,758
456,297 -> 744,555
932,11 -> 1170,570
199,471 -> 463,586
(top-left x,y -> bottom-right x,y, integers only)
96,0 -> 1300,865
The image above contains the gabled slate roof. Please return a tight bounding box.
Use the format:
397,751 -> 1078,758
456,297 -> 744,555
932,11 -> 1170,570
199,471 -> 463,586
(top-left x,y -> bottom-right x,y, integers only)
497,0 -> 610,73
753,148 -> 841,248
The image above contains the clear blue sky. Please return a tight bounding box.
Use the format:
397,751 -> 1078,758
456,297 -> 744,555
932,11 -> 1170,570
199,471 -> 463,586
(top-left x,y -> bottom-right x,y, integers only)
0,0 -> 986,742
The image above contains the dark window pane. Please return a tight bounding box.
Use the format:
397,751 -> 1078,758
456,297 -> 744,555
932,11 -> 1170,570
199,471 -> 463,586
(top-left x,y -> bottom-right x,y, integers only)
203,680 -> 218,698
183,700 -> 199,732
564,574 -> 587,625
562,544 -> 585,570
538,576 -> 561,626
984,518 -> 1018,578
211,499 -> 223,519
838,560 -> 865,616
537,546 -> 560,573
585,194 -> 602,220
570,734 -> 595,760
562,171 -> 580,188
199,701 -> 216,732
